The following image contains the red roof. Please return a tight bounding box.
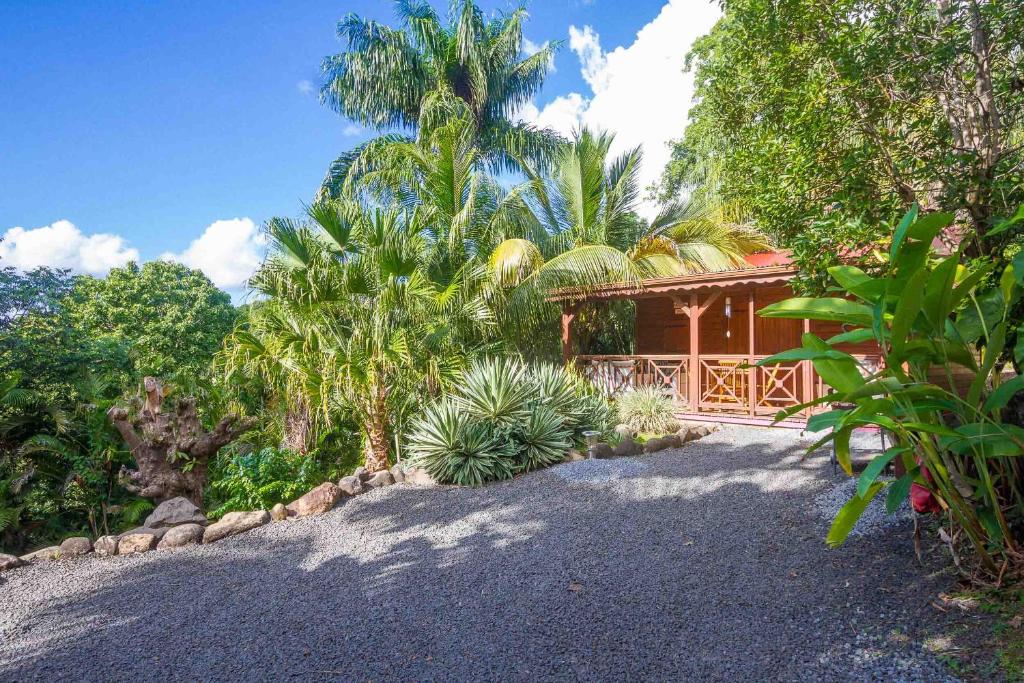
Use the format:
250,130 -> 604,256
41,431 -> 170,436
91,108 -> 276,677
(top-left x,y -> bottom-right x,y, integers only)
743,251 -> 793,268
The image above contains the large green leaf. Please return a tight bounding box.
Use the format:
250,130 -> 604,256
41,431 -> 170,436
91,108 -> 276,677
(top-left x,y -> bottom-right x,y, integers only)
827,265 -> 886,302
827,482 -> 884,548
758,297 -> 874,327
886,467 -> 919,513
983,375 -> 1024,414
857,447 -> 910,498
803,333 -> 866,393
889,266 -> 929,357
889,204 -> 919,262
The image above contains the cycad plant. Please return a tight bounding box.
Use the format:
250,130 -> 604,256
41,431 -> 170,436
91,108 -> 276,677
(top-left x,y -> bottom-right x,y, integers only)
759,206 -> 1024,581
321,0 -> 561,174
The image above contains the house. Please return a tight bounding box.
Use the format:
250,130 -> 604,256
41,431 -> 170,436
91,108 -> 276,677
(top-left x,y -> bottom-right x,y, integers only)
559,253 -> 880,427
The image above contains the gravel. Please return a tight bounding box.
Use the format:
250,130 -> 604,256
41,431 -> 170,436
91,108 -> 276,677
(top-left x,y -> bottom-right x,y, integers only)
0,427 -> 960,682
814,477 -> 913,538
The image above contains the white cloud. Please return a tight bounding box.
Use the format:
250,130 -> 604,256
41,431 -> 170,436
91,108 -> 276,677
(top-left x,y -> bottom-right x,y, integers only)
161,218 -> 266,290
0,220 -> 139,275
297,79 -> 314,95
521,1 -> 722,216
342,123 -> 363,137
522,37 -> 556,72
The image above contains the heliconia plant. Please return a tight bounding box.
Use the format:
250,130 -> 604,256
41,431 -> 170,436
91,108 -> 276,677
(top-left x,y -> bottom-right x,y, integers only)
757,205 -> 1024,581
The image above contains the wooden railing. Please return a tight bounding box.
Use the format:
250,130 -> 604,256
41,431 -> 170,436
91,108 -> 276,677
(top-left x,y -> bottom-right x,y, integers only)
576,354 -> 882,420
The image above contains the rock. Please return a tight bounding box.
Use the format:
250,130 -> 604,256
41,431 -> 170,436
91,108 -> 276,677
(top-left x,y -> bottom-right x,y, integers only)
21,546 -> 60,563
157,523 -> 205,549
564,448 -> 587,463
390,463 -> 405,484
144,496 -> 207,528
365,471 -> 394,489
662,434 -> 683,449
664,418 -> 682,434
590,443 -> 615,459
643,438 -> 666,453
678,424 -> 700,442
403,466 -> 437,486
59,536 -> 92,557
613,438 -> 642,457
614,423 -> 636,440
119,526 -> 168,541
203,510 -> 270,544
118,533 -> 158,555
338,475 -> 364,496
353,466 -> 370,483
270,503 -> 288,521
0,553 -> 26,572
94,536 -> 119,556
286,482 -> 342,518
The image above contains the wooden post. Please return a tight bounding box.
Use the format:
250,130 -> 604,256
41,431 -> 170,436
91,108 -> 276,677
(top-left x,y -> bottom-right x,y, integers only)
561,303 -> 579,366
688,293 -> 700,410
801,318 -> 813,414
748,288 -> 756,417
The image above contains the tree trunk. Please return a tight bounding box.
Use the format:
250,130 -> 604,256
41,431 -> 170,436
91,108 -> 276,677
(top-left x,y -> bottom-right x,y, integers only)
282,397 -> 312,455
362,412 -> 390,473
108,377 -> 257,506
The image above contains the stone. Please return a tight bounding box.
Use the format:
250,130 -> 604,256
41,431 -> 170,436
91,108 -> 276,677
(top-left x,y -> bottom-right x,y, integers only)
590,443 -> 615,459
643,438 -> 666,453
59,536 -> 92,557
403,466 -> 437,486
353,466 -> 371,483
564,448 -> 587,462
119,526 -> 168,541
286,482 -> 342,518
614,423 -> 636,440
365,471 -> 394,489
662,434 -> 683,449
390,463 -> 406,484
157,523 -> 205,549
118,533 -> 158,555
270,503 -> 288,521
0,553 -> 26,572
338,475 -> 364,496
613,438 -> 642,457
678,425 -> 700,442
144,496 -> 207,528
94,536 -> 119,556
21,546 -> 60,563
203,510 -> 270,544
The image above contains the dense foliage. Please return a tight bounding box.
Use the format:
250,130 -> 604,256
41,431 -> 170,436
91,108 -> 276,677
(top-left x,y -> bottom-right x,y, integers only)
406,359 -> 612,485
664,0 -> 1024,290
760,206 -> 1024,581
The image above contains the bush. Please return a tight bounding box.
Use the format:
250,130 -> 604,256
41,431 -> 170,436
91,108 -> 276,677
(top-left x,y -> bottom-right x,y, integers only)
406,358 -> 611,485
207,447 -> 337,518
616,386 -> 678,434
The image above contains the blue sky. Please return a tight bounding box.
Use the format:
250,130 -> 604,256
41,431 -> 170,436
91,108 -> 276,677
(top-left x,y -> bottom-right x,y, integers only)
0,0 -> 719,296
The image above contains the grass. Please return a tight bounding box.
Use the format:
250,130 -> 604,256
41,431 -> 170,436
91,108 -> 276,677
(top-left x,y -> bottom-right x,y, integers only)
932,588 -> 1024,681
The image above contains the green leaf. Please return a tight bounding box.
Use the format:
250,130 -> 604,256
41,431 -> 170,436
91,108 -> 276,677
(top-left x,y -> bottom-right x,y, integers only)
886,467 -> 919,513
827,265 -> 886,301
825,328 -> 876,346
858,447 -> 910,499
983,375 -> 1024,414
907,211 -> 954,243
834,425 -> 852,475
889,266 -> 928,357
756,348 -> 856,365
803,333 -> 866,393
757,297 -> 874,327
987,205 -> 1024,237
827,482 -> 884,548
890,204 -> 919,262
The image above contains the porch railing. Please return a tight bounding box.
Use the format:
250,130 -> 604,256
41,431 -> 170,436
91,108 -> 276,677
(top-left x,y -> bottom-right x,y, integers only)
576,354 -> 882,420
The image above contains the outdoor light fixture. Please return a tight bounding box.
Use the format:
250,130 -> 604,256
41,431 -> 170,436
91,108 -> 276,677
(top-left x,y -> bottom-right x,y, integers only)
725,296 -> 732,339
582,430 -> 601,458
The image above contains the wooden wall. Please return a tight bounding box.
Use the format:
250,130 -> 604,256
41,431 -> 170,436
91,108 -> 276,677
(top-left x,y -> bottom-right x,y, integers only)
634,284 -> 875,357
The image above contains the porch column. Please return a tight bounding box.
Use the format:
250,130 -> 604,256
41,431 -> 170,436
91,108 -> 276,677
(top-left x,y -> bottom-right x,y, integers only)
801,318 -> 813,415
748,288 -> 756,417
688,293 -> 700,409
561,303 -> 580,366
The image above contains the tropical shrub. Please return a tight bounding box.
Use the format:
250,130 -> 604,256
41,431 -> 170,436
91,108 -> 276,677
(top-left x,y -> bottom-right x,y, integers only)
758,206 -> 1024,581
207,447 -> 337,519
616,386 -> 678,434
406,358 -> 611,485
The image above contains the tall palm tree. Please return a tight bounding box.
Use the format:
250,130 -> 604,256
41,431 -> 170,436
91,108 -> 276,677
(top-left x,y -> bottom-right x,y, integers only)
320,0 -> 561,187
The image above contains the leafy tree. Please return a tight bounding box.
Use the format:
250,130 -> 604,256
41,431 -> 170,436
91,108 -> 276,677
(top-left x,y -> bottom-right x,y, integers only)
67,261 -> 237,383
663,0 -> 1024,288
320,0 -> 562,182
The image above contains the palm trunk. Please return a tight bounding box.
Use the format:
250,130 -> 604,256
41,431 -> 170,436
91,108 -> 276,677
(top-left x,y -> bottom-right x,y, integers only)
363,410 -> 390,473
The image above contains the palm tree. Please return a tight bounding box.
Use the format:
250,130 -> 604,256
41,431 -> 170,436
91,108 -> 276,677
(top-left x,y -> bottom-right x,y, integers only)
489,127 -> 771,294
320,0 -> 561,188
247,200 -> 489,472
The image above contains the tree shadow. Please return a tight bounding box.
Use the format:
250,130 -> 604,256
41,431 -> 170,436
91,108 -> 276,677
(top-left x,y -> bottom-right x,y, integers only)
0,427 -> 973,681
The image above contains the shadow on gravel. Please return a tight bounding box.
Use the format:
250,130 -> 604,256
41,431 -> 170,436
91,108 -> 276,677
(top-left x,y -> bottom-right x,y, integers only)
0,429 -> 970,681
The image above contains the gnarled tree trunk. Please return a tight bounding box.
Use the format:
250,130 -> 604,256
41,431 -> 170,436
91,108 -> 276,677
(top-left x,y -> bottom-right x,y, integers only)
108,377 -> 256,506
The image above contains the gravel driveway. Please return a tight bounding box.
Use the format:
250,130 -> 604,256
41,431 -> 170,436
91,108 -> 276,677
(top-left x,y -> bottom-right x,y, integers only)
0,427 -> 962,681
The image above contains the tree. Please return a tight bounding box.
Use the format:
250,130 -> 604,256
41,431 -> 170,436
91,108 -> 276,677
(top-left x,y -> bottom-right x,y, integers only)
320,0 -> 562,183
663,0 -> 1024,288
67,261 -> 237,383
108,377 -> 256,506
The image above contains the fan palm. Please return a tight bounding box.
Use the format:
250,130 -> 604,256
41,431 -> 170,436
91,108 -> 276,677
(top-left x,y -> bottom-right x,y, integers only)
320,0 -> 561,187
